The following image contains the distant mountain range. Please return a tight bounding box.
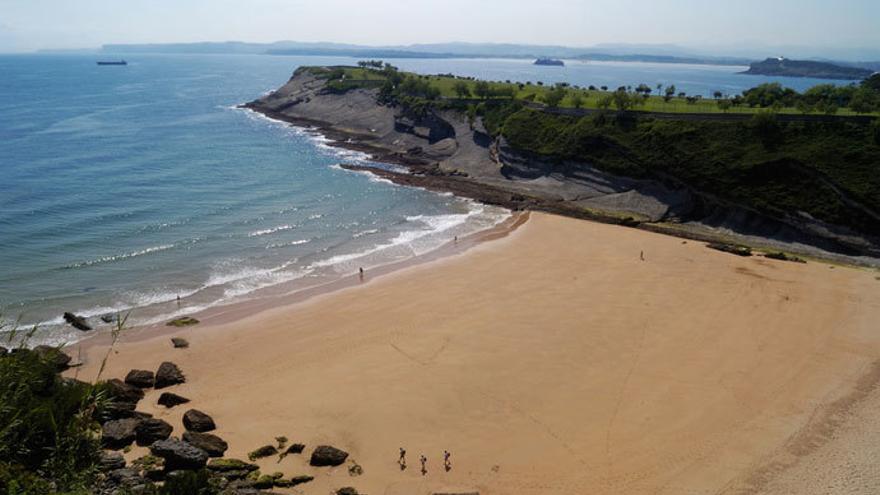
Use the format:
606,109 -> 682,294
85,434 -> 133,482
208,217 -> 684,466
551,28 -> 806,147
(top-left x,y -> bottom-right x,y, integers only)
94,41 -> 880,76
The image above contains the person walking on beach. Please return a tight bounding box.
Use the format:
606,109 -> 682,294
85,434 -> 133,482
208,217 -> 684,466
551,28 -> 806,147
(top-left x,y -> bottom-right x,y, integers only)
443,450 -> 451,471
420,454 -> 427,475
640,250 -> 645,261
359,267 -> 364,281
398,447 -> 406,466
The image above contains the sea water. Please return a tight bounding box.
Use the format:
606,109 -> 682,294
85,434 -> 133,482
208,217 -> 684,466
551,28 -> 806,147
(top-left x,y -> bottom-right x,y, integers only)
0,53 -> 852,345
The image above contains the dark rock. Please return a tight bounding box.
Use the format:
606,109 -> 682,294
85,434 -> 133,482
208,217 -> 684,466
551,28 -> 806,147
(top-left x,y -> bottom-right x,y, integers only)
107,467 -> 145,487
99,451 -> 126,471
105,378 -> 146,404
183,431 -> 228,457
289,475 -> 314,486
32,345 -> 72,371
149,438 -> 208,470
158,391 -> 190,408
154,361 -> 185,389
125,369 -> 155,388
63,312 -> 92,331
707,242 -> 752,257
183,409 -> 216,432
207,458 -> 259,480
310,445 -> 349,467
96,400 -> 138,423
102,418 -> 141,449
337,487 -> 359,495
100,314 -> 117,324
285,443 -> 305,455
166,316 -> 199,327
136,418 -> 173,446
247,444 -> 278,461
171,337 -> 190,348
0,346 -> 7,357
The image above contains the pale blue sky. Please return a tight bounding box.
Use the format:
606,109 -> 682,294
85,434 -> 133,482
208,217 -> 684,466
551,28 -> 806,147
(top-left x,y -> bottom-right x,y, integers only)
1,0 -> 878,58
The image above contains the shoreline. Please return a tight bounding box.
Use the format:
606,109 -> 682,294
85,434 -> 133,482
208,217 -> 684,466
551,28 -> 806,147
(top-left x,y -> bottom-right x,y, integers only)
68,212 -> 880,495
242,102 -> 880,270
68,210 -> 528,352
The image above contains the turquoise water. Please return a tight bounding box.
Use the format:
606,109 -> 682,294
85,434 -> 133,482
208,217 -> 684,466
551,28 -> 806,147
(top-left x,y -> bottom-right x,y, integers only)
0,53 -> 852,344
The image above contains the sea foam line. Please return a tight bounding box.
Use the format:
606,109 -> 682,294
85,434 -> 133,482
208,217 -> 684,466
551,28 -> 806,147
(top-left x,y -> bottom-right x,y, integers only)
63,244 -> 175,269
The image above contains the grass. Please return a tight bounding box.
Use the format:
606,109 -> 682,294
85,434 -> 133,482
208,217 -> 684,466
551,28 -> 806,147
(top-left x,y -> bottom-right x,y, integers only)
328,66 -> 880,117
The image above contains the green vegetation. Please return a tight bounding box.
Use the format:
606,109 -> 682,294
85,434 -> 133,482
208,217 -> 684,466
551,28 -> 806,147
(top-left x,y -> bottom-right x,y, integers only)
0,343 -> 103,493
311,63 -> 880,117
499,108 -> 880,234
166,316 -> 199,327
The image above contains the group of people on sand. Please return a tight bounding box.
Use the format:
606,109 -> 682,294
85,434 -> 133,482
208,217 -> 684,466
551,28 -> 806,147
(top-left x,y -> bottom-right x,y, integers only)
398,447 -> 452,475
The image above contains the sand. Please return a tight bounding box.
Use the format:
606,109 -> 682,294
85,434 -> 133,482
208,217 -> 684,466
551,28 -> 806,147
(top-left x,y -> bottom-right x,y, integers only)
68,212 -> 880,495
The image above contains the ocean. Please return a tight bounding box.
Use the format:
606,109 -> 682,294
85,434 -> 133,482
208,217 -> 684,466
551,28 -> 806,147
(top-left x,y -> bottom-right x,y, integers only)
0,53 -> 852,345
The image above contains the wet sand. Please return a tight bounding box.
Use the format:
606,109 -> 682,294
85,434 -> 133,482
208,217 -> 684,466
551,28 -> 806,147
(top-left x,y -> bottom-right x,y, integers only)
69,212 -> 880,494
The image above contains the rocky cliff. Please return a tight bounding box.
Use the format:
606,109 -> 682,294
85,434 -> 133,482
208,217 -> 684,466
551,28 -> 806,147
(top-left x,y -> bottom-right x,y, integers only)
245,67 -> 880,265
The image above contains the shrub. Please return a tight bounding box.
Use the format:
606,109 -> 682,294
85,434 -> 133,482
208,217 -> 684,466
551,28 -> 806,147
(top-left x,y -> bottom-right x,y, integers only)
0,346 -> 103,493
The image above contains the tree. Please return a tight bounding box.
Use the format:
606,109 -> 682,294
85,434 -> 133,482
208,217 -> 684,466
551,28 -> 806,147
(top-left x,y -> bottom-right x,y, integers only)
474,81 -> 491,100
664,85 -> 676,103
717,99 -> 733,112
795,99 -> 813,115
849,88 -> 877,114
543,84 -> 567,108
570,92 -> 584,109
612,89 -> 634,112
636,83 -> 652,95
713,90 -> 723,100
453,81 -> 471,99
600,85 -> 608,91
597,95 -> 612,111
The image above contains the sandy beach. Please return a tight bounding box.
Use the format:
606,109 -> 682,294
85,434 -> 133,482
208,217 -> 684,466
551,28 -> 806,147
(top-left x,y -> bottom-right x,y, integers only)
68,212 -> 880,495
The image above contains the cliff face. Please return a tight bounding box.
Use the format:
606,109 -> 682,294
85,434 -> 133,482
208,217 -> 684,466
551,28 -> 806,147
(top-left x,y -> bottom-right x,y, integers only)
246,67 -> 880,263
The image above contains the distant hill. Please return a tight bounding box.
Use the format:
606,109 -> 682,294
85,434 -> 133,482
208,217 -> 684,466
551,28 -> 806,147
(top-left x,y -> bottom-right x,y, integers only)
743,58 -> 874,80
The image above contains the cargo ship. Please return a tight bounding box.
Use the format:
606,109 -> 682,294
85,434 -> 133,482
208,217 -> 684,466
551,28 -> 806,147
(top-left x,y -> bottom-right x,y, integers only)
97,60 -> 127,66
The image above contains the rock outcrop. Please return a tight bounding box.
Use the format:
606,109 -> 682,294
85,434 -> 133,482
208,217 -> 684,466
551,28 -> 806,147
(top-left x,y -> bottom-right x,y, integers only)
154,362 -> 185,388
309,445 -> 349,467
149,438 -> 209,470
182,409 -> 216,432
125,369 -> 155,388
158,392 -> 190,408
183,431 -> 228,457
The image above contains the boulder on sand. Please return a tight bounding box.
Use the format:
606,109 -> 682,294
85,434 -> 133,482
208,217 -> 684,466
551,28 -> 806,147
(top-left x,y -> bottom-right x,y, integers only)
102,418 -> 142,449
154,362 -> 185,389
183,409 -> 216,432
158,392 -> 190,408
104,378 -> 145,404
63,312 -> 92,331
310,445 -> 349,467
136,418 -> 173,446
124,369 -> 155,388
183,431 -> 228,457
32,345 -> 72,371
171,337 -> 189,348
149,438 -> 208,470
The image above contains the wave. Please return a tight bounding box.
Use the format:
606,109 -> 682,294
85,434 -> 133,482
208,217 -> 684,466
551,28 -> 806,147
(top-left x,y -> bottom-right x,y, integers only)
248,224 -> 295,237
353,229 -> 379,238
63,244 -> 175,269
309,203 -> 503,271
266,239 -> 311,249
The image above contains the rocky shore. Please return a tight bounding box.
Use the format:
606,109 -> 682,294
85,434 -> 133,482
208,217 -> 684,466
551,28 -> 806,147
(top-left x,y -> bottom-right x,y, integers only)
243,67 -> 880,267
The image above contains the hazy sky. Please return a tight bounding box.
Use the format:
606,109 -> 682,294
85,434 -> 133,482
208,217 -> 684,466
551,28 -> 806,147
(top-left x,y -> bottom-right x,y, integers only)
1,0 -> 879,56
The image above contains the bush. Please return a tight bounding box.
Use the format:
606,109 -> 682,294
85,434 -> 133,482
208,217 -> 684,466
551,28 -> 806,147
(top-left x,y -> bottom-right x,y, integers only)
0,346 -> 103,493
872,118 -> 880,145
750,111 -> 783,149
